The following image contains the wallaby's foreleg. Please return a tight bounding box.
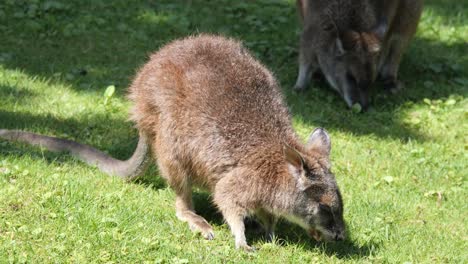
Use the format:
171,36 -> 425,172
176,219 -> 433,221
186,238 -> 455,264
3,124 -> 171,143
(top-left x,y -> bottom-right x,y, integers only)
221,207 -> 253,251
214,174 -> 254,251
157,157 -> 214,240
294,59 -> 313,91
256,209 -> 278,242
294,27 -> 319,91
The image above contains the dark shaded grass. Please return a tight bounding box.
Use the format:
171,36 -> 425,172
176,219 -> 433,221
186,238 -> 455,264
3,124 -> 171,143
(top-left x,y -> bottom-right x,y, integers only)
1,0 -> 466,142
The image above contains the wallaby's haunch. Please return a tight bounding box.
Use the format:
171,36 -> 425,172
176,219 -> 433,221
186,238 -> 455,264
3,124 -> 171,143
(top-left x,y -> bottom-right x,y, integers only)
295,0 -> 423,110
0,35 -> 345,250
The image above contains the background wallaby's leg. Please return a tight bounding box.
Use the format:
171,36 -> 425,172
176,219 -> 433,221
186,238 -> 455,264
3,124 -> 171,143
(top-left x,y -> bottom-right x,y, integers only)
379,36 -> 406,93
294,26 -> 318,91
256,209 -> 278,242
157,157 -> 214,240
379,1 -> 423,93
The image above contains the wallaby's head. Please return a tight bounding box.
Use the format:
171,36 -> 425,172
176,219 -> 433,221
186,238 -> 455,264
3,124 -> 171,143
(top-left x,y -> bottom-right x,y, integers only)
318,21 -> 388,110
283,128 -> 345,242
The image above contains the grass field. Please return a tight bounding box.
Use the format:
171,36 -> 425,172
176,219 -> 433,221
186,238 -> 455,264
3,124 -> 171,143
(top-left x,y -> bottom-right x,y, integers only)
0,0 -> 467,263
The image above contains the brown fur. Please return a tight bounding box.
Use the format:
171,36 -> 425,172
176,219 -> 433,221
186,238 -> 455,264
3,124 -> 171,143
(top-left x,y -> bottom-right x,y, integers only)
294,0 -> 424,109
128,35 -> 344,249
1,35 -> 345,250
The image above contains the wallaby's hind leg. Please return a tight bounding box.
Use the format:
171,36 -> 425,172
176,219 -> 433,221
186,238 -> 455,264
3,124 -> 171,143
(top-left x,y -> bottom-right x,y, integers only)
157,157 -> 214,240
378,36 -> 406,94
175,186 -> 215,240
379,1 -> 423,94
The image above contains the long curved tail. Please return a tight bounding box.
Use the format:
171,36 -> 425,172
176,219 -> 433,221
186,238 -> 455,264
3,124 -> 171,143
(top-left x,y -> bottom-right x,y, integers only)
0,129 -> 150,181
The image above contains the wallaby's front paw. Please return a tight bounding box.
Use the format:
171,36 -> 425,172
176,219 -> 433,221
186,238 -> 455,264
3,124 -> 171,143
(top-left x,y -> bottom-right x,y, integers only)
236,242 -> 256,252
265,231 -> 275,242
293,85 -> 306,93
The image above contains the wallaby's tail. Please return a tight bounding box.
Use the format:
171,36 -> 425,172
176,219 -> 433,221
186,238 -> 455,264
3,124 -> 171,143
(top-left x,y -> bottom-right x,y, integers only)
0,129 -> 150,181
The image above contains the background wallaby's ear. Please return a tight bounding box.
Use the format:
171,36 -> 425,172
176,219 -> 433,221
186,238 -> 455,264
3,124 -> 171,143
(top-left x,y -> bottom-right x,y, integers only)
361,32 -> 381,53
306,128 -> 331,157
283,144 -> 304,171
372,18 -> 388,41
340,30 -> 362,52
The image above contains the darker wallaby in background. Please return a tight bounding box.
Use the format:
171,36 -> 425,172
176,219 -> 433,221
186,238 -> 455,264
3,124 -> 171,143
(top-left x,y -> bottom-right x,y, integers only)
294,0 -> 424,110
1,35 -> 345,251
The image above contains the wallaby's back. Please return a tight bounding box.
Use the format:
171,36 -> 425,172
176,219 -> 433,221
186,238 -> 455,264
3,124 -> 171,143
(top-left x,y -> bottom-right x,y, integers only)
128,35 -> 295,188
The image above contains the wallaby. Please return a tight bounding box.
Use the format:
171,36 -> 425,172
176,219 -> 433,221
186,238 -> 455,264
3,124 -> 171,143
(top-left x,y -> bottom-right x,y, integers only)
0,35 -> 345,250
294,0 -> 424,110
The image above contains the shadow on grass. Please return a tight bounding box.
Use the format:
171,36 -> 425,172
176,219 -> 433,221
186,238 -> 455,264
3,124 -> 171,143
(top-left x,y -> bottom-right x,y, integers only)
0,0 -> 466,143
0,84 -> 38,101
0,107 -> 140,162
244,220 -> 379,258
136,186 -> 379,258
283,33 -> 466,141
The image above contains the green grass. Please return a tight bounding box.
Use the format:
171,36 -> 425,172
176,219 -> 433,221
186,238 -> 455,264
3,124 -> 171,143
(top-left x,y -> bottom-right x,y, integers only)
0,0 -> 467,263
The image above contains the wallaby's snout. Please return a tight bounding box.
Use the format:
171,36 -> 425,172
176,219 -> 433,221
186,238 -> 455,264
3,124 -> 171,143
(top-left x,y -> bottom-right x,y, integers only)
309,224 -> 346,242
341,75 -> 372,111
320,51 -> 374,111
310,27 -> 380,110
335,230 -> 345,241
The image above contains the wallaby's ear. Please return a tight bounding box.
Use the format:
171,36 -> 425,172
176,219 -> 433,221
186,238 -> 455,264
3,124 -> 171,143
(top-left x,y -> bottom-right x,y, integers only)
284,144 -> 312,190
283,144 -> 304,172
306,128 -> 331,157
372,18 -> 388,41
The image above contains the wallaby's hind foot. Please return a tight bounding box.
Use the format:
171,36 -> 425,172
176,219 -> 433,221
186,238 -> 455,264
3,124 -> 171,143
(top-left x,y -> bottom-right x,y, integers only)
378,38 -> 406,95
157,154 -> 215,240
175,192 -> 214,240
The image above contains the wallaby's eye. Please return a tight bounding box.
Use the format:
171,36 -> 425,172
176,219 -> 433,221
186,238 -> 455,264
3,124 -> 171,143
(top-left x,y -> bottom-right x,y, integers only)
318,203 -> 335,229
319,203 -> 332,213
321,21 -> 335,32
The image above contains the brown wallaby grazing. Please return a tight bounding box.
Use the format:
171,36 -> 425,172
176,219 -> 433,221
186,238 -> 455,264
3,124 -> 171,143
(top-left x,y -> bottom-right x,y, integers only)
294,0 -> 424,110
0,35 -> 345,250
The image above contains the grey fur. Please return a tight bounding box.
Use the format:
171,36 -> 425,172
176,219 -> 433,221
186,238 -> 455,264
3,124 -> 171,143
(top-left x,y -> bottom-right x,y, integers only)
0,129 -> 149,180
